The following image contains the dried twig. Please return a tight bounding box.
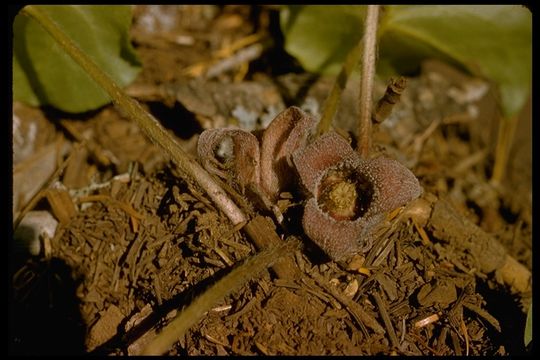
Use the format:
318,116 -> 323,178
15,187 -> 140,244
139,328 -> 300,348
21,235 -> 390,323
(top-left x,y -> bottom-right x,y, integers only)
13,142 -> 81,229
310,271 -> 385,335
58,119 -> 116,166
372,77 -> 407,124
76,194 -> 144,220
206,42 -> 267,79
462,302 -> 501,332
373,290 -> 400,349
491,115 -> 518,185
429,198 -> 531,294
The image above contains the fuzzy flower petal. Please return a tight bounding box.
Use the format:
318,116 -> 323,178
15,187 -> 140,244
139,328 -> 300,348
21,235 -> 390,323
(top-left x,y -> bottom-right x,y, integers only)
359,157 -> 423,218
303,197 -> 384,261
197,128 -> 260,193
295,133 -> 423,261
292,131 -> 356,195
259,106 -> 316,200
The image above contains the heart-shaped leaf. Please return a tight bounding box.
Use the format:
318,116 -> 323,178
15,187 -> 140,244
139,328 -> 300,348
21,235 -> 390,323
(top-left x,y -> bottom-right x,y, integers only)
13,5 -> 141,113
280,5 -> 531,117
280,5 -> 366,75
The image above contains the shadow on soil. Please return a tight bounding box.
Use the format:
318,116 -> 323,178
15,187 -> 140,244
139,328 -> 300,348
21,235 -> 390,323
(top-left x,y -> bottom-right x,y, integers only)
477,280 -> 527,355
9,256 -> 86,355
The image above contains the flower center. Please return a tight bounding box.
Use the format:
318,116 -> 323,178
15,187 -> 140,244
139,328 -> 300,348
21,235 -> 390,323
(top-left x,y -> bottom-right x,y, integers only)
318,168 -> 374,221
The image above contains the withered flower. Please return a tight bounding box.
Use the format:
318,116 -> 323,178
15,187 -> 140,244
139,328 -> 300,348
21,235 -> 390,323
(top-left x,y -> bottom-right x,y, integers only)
293,132 -> 422,261
197,128 -> 260,193
197,106 -> 315,199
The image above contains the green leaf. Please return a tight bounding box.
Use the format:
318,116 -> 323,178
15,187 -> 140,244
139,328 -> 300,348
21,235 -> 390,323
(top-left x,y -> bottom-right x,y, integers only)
525,303 -> 532,347
281,5 -> 531,117
280,5 -> 366,75
13,5 -> 141,113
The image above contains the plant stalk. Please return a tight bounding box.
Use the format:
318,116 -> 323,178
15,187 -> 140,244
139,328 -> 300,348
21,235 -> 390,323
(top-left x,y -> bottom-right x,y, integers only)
22,5 -> 246,225
372,76 -> 407,124
357,5 -> 380,158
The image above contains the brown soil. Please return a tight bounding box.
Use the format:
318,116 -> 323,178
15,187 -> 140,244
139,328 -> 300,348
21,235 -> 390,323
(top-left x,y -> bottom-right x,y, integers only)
10,5 -> 532,356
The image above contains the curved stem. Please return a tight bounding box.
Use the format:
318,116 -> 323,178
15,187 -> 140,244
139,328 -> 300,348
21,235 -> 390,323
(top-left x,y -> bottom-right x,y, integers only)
22,5 -> 246,225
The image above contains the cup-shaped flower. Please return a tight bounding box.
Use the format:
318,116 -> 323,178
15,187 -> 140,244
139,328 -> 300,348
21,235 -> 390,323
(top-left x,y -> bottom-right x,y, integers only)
293,132 -> 422,261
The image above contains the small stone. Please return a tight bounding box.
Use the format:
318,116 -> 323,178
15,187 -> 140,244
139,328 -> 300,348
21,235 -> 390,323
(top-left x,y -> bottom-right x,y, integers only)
14,211 -> 58,256
329,278 -> 340,287
346,254 -> 366,272
343,279 -> 359,298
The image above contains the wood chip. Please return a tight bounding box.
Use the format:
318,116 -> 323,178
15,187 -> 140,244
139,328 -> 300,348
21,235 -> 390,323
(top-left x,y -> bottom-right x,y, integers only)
45,188 -> 77,224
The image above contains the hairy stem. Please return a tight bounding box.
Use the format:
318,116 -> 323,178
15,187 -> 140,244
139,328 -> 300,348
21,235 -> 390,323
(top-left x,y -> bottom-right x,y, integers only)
22,5 -> 246,225
357,5 -> 380,158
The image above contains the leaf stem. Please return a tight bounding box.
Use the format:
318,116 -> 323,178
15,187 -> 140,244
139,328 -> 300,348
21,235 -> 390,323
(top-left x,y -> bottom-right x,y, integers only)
357,5 -> 380,158
22,5 -> 246,225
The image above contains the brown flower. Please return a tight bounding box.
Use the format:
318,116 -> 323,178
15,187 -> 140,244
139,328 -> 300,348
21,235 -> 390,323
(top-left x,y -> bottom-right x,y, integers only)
197,107 -> 422,262
197,106 -> 315,199
197,128 -> 260,194
259,106 -> 316,200
293,132 -> 422,261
